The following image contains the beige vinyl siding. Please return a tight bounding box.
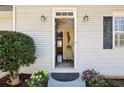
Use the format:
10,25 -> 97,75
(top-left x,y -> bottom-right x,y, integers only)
76,6 -> 124,76
1,6 -> 124,78
16,5 -> 124,76
15,6 -> 53,73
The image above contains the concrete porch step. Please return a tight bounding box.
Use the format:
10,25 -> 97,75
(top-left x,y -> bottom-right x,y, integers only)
48,73 -> 86,87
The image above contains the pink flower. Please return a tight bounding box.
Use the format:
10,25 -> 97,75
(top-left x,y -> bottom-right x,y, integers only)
83,69 -> 91,75
91,76 -> 98,81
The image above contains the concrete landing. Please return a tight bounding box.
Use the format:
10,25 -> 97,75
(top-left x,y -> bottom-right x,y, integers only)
48,73 -> 86,87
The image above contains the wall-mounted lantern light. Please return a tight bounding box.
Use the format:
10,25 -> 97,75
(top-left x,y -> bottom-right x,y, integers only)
41,14 -> 46,22
83,14 -> 89,21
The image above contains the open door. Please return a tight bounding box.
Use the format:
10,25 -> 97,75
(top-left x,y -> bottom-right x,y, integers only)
55,17 -> 74,68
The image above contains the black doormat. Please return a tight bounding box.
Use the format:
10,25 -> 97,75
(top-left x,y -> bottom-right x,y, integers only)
51,73 -> 79,82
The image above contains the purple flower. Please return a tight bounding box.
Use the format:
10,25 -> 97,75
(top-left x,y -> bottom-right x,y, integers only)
91,76 -> 98,81
83,69 -> 91,75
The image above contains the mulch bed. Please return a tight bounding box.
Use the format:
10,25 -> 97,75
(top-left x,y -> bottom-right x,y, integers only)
86,78 -> 124,87
108,78 -> 124,87
0,73 -> 31,87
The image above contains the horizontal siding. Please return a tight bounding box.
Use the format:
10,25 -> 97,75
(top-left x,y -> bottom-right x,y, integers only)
76,6 -> 124,76
16,6 -> 53,74
1,6 -> 124,77
16,6 -> 124,76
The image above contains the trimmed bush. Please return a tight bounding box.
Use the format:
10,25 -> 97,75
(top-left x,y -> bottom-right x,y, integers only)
0,31 -> 36,85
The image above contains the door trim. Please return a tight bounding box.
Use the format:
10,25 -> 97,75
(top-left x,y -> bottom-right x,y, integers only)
52,8 -> 77,69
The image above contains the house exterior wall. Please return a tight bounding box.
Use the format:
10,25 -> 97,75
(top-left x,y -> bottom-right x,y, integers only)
76,6 -> 124,76
1,5 -> 124,77
15,5 -> 124,76
15,6 -> 53,74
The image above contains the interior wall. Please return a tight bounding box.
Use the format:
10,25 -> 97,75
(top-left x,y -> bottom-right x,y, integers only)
56,18 -> 74,59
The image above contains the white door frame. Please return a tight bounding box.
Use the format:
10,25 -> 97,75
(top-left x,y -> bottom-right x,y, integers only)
52,8 -> 77,69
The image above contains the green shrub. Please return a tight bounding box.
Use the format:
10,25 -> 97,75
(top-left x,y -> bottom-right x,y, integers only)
26,70 -> 48,87
106,79 -> 120,87
0,31 -> 36,85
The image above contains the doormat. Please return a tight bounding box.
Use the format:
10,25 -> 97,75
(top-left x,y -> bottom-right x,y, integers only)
51,73 -> 79,82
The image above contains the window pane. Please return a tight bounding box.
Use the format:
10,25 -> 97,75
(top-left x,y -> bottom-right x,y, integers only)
56,12 -> 61,16
120,40 -> 124,46
68,12 -> 73,16
115,17 -> 119,24
115,33 -> 118,39
120,33 -> 124,39
115,25 -> 118,31
115,34 -> 119,47
119,17 -> 121,25
121,19 -> 124,24
114,17 -> 124,31
119,25 -> 121,31
114,17 -> 124,47
114,19 -> 118,24
120,25 -> 124,31
62,12 -> 67,16
115,40 -> 118,46
122,17 -> 124,23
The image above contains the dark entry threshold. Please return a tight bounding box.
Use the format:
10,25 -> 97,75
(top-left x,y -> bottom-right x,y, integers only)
51,73 -> 79,82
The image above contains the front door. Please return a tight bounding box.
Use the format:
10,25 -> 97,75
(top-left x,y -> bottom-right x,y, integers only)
54,9 -> 76,68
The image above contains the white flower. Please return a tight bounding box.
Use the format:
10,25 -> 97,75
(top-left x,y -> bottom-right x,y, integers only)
44,72 -> 47,75
38,78 -> 40,81
32,75 -> 35,79
31,81 -> 34,84
39,75 -> 42,78
36,76 -> 39,79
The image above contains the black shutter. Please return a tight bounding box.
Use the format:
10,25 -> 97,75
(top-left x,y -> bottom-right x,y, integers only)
103,16 -> 113,49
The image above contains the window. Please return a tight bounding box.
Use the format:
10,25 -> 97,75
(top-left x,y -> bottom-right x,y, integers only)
114,17 -> 124,47
0,5 -> 13,11
114,17 -> 124,31
56,12 -> 73,17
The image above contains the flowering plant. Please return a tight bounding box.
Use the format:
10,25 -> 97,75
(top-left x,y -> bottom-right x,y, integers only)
82,69 -> 108,87
26,70 -> 48,87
